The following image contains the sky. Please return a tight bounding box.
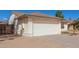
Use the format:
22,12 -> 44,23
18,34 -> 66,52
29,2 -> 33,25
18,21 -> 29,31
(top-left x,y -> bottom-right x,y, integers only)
0,10 -> 79,21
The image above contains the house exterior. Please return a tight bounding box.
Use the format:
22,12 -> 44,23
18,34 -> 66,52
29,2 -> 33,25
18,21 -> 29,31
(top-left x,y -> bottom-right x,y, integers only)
8,12 -> 62,37
68,21 -> 78,31
61,20 -> 73,32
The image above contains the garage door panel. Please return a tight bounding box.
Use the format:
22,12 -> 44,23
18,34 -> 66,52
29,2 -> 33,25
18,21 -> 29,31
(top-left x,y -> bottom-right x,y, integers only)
33,23 -> 61,36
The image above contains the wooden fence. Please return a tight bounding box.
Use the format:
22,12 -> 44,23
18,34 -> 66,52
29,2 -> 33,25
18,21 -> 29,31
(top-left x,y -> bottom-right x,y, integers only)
0,24 -> 14,35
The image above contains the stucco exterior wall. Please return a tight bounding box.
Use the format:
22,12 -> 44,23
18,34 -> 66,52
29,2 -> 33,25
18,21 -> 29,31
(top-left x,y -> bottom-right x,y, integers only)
22,18 -> 28,36
17,18 -> 28,36
68,25 -> 74,30
14,19 -> 18,34
21,16 -> 33,36
17,23 -> 22,35
61,24 -> 68,32
8,14 -> 17,24
27,17 -> 33,36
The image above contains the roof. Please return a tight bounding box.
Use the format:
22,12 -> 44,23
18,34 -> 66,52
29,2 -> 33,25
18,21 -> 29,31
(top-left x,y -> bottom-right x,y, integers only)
12,12 -> 24,17
12,12 -> 61,19
69,20 -> 79,25
31,12 -> 50,17
62,20 -> 73,24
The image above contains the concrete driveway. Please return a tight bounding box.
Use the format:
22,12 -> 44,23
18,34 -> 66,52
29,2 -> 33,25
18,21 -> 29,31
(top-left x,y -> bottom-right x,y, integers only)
40,34 -> 79,48
0,34 -> 79,48
0,35 -> 64,48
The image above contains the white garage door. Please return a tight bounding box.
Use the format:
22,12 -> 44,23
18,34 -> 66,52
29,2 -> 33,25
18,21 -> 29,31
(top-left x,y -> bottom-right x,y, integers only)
33,23 -> 61,36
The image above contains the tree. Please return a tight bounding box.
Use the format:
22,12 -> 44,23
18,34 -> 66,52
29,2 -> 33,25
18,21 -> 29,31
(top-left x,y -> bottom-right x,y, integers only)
55,10 -> 64,28
73,18 -> 79,30
55,10 -> 64,19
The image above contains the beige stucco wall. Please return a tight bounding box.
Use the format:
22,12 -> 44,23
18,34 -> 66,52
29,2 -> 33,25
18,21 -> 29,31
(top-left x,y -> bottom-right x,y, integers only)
27,17 -> 33,36
8,14 -> 17,24
68,25 -> 74,30
16,18 -> 28,36
61,24 -> 68,32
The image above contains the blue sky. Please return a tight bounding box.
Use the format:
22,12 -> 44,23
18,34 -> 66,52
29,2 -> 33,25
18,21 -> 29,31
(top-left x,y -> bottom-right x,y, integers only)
0,10 -> 79,21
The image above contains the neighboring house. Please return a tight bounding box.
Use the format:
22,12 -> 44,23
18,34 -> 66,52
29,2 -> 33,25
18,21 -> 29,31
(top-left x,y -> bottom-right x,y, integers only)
68,21 -> 79,31
68,23 -> 74,31
8,12 -> 62,36
61,20 -> 73,32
